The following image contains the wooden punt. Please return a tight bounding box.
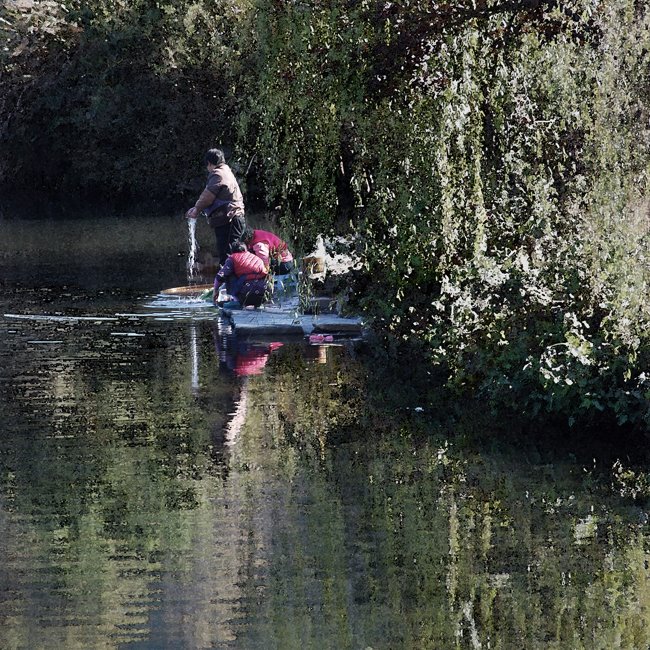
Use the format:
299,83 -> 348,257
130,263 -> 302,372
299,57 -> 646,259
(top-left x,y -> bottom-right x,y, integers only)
160,284 -> 213,296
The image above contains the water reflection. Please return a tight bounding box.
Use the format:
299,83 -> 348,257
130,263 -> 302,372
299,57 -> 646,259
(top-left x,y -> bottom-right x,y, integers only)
1,216 -> 649,649
209,319 -> 336,452
211,319 -> 282,378
190,324 -> 200,395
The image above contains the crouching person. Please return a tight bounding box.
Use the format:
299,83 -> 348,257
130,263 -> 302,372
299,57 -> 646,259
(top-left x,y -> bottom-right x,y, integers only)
213,242 -> 269,309
241,227 -> 295,275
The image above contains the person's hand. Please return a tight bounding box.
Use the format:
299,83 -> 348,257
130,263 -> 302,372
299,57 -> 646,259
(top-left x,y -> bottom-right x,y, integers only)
185,207 -> 198,220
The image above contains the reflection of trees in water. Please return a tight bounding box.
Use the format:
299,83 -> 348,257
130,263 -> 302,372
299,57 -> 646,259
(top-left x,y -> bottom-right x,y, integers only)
2,324 -> 650,647
0,321 -> 239,646
232,358 -> 650,649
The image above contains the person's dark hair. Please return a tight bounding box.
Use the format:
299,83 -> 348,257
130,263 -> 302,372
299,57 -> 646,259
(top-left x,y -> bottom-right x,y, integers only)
204,148 -> 225,166
241,226 -> 255,243
231,241 -> 247,253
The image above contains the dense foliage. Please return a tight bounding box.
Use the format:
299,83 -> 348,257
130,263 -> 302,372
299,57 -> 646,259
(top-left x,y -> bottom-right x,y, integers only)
2,0 -> 649,430
0,0 -> 244,202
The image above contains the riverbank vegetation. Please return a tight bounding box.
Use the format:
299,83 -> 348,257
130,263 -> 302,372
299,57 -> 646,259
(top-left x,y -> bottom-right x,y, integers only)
2,0 -> 648,432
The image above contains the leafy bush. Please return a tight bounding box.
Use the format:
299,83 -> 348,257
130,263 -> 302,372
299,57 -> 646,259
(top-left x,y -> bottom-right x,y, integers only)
1,0 -> 244,203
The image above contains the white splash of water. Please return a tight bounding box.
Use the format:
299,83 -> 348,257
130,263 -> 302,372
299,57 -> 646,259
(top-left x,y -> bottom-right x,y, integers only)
187,218 -> 198,279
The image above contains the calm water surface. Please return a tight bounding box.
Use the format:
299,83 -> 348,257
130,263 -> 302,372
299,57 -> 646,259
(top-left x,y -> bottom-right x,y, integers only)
1,215 -> 649,649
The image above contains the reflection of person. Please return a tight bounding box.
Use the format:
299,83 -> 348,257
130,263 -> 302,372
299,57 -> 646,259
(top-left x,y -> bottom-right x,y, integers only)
211,322 -> 284,376
213,242 -> 268,308
241,227 -> 295,275
185,148 -> 246,266
232,342 -> 284,376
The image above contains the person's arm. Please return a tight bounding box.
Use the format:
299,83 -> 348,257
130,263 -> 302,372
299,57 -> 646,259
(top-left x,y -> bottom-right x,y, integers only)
213,259 -> 233,303
214,273 -> 222,293
215,258 -> 234,284
185,188 -> 216,220
277,238 -> 293,261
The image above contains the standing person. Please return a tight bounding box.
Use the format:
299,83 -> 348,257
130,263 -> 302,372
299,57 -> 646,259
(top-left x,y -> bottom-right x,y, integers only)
185,148 -> 246,266
241,226 -> 295,275
213,242 -> 268,308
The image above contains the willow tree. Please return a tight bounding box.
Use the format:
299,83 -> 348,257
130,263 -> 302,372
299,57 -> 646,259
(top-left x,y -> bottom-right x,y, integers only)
236,0 -> 650,431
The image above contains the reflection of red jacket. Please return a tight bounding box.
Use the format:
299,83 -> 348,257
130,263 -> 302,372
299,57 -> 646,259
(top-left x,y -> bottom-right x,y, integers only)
234,348 -> 269,376
249,229 -> 293,267
234,342 -> 284,376
231,251 -> 267,279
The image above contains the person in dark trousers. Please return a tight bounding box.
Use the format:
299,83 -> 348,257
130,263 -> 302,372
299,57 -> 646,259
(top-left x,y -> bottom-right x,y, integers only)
213,242 -> 268,308
185,148 -> 246,266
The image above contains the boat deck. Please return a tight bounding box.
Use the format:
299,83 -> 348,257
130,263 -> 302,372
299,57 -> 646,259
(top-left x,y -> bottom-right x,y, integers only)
221,297 -> 364,336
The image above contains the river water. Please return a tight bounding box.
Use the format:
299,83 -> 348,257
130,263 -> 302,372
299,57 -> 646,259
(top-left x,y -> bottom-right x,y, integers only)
1,215 -> 649,649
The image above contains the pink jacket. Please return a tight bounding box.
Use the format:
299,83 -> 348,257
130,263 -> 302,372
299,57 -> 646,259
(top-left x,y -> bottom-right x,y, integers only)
249,229 -> 293,267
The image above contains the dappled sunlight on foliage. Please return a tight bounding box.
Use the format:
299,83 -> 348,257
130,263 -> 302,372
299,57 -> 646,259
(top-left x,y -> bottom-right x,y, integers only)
1,0 -> 648,430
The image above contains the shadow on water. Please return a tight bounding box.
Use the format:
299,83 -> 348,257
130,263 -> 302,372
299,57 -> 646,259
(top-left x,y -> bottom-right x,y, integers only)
1,215 -> 649,649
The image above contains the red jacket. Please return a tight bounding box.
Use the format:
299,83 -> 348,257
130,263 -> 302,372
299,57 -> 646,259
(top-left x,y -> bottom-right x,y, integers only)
230,250 -> 267,279
249,229 -> 293,267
